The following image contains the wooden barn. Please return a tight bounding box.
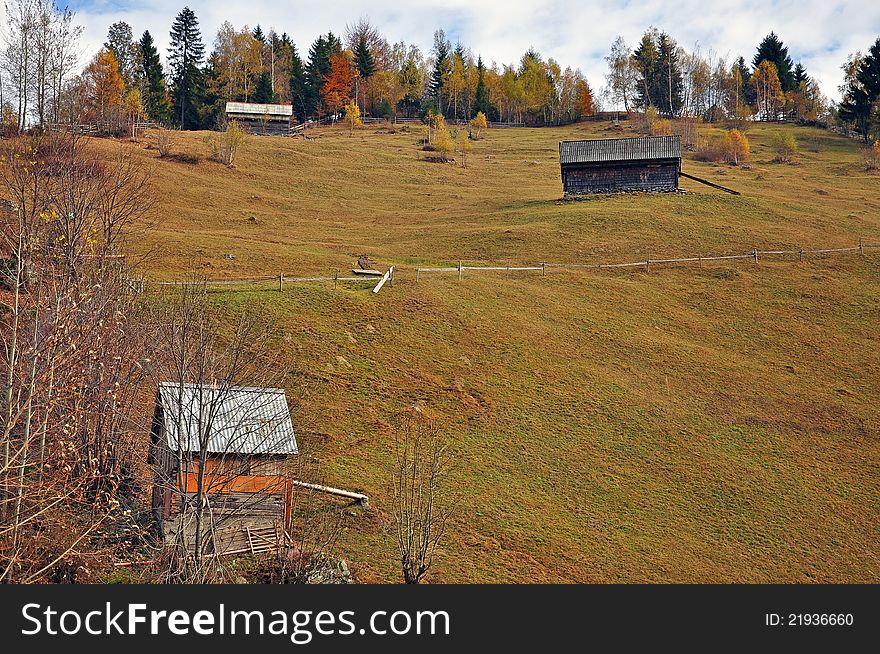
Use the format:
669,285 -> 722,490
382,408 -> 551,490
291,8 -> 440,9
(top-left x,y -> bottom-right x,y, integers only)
224,102 -> 293,135
559,135 -> 681,195
149,382 -> 298,554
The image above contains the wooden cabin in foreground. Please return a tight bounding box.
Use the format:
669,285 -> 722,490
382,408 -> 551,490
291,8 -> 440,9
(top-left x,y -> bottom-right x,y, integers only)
149,382 -> 298,554
224,102 -> 293,135
559,135 -> 681,196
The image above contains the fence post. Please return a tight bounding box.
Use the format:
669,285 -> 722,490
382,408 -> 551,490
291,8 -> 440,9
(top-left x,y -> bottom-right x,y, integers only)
279,273 -> 284,292
458,261 -> 463,281
698,256 -> 702,268
334,271 -> 339,289
799,248 -> 804,262
859,238 -> 864,256
416,268 -> 420,282
753,248 -> 759,264
542,262 -> 546,277
645,257 -> 650,273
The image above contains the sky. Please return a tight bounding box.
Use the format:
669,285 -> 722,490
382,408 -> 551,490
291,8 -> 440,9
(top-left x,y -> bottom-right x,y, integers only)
56,0 -> 880,103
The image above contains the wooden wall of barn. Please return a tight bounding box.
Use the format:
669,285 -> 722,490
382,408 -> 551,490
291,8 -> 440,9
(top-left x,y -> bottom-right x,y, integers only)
562,160 -> 679,195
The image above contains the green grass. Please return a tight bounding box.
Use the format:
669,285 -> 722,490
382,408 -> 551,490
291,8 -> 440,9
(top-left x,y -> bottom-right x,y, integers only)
99,120 -> 880,582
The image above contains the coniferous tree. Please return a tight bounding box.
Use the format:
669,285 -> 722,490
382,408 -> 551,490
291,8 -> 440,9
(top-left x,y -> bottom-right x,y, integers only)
474,56 -> 491,118
252,24 -> 265,42
792,62 -> 808,87
139,30 -> 171,123
354,36 -> 376,78
429,30 -> 451,114
632,30 -> 660,109
839,37 -> 880,142
305,33 -> 341,116
753,32 -> 795,92
168,6 -> 205,129
253,71 -> 275,103
288,44 -> 307,121
105,21 -> 139,89
655,32 -> 683,116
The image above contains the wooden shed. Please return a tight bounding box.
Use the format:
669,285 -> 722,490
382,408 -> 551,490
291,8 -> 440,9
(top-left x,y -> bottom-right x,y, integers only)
149,382 -> 298,554
224,102 -> 293,136
559,135 -> 681,195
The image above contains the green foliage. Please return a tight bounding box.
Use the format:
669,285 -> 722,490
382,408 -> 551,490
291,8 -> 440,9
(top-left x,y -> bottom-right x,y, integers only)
753,32 -> 795,92
168,7 -> 206,129
139,30 -> 171,124
839,37 -> 880,143
771,131 -> 798,162
632,29 -> 683,116
252,71 -> 275,104
354,36 -> 376,78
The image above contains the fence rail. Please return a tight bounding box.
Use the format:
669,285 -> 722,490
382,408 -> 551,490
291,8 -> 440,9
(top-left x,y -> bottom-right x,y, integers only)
131,241 -> 877,296
416,241 -> 878,279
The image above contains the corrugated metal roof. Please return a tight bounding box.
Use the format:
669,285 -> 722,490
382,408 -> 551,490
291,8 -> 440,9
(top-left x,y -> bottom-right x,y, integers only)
156,382 -> 297,455
225,102 -> 293,117
559,136 -> 681,165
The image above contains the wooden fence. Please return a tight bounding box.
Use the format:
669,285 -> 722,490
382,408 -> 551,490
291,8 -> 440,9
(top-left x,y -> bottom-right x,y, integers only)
137,268 -> 395,294
415,241 -> 879,280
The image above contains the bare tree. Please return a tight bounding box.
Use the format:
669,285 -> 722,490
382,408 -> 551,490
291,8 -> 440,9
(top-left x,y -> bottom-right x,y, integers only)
391,407 -> 454,584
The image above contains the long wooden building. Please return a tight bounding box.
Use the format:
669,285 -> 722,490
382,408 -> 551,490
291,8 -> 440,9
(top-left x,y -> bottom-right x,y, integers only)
224,102 -> 293,136
559,135 -> 681,195
149,382 -> 298,555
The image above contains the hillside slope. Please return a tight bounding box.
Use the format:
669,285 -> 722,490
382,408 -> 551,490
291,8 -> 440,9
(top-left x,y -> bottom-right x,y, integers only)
99,121 -> 880,582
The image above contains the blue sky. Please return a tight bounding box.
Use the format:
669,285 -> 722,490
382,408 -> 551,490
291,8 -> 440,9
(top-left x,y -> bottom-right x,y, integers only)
51,1 -> 880,102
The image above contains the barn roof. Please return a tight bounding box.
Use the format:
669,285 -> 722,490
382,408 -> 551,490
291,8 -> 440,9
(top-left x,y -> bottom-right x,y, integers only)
156,382 -> 297,455
225,102 -> 293,117
559,135 -> 681,165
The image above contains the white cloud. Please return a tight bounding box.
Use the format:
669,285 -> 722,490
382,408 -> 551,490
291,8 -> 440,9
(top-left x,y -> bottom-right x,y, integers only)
66,0 -> 880,101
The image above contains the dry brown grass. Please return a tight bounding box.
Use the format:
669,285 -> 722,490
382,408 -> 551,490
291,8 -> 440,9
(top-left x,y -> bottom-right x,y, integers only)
87,121 -> 880,583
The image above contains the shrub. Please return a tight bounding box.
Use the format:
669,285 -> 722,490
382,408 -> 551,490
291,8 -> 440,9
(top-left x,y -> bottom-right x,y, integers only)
457,130 -> 472,167
727,129 -> 750,165
863,140 -> 880,171
208,120 -> 247,167
469,111 -> 487,140
771,131 -> 798,162
343,100 -> 362,137
155,128 -> 174,158
433,120 -> 454,161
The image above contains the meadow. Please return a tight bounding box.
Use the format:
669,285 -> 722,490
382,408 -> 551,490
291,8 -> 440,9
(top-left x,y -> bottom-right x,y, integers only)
100,119 -> 880,582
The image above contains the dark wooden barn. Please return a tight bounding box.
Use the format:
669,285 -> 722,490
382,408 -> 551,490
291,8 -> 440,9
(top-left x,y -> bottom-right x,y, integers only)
149,382 -> 298,554
559,135 -> 681,195
224,102 -> 293,136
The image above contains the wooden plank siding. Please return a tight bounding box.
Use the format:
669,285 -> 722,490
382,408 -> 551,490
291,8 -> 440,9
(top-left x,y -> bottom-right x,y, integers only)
562,160 -> 680,195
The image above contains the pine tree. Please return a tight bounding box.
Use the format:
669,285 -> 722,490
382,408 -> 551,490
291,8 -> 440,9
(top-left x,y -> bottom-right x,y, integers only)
354,36 -> 375,78
305,33 -> 341,116
430,30 -> 451,113
105,21 -> 139,89
792,62 -> 808,87
168,7 -> 205,129
139,30 -> 171,124
253,71 -> 275,103
474,56 -> 491,118
632,30 -> 660,109
288,44 -> 307,121
839,37 -> 880,142
655,32 -> 683,116
753,32 -> 795,92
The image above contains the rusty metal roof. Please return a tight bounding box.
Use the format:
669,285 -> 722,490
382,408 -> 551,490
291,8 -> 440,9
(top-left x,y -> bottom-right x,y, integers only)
559,136 -> 681,165
156,382 -> 297,455
225,102 -> 293,117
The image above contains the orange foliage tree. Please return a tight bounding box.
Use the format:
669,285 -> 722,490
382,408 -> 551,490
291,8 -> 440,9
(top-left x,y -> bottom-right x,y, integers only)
322,52 -> 356,118
575,79 -> 595,117
83,48 -> 126,125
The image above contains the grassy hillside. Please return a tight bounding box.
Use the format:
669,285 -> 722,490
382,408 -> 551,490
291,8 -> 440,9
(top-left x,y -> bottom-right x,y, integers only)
99,120 -> 879,582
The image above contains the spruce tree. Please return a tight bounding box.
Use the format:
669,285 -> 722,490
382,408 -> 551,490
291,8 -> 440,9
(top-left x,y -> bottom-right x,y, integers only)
792,62 -> 808,87
632,30 -> 660,109
289,46 -> 307,121
305,33 -> 341,116
430,30 -> 451,113
839,37 -> 880,142
753,32 -> 795,92
253,71 -> 275,103
105,21 -> 139,88
139,30 -> 171,124
168,6 -> 205,129
474,56 -> 491,118
354,36 -> 375,78
655,32 -> 683,116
